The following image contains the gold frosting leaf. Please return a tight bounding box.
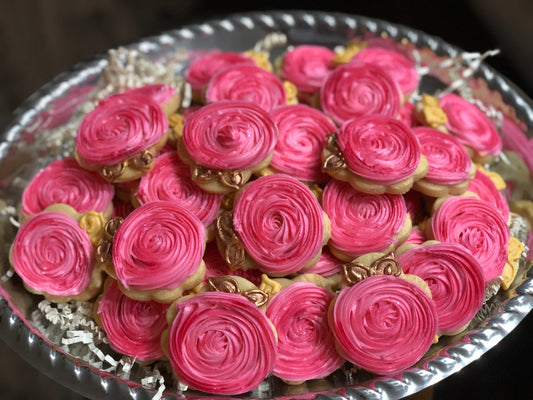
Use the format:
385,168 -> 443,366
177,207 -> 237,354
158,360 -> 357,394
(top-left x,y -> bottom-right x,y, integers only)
341,262 -> 371,286
216,211 -> 237,244
323,153 -> 346,171
131,149 -> 155,170
104,217 -> 124,238
78,211 -> 106,246
283,80 -> 298,104
96,240 -> 112,264
370,252 -> 403,277
326,132 -> 340,152
205,276 -> 241,294
259,274 -> 282,296
221,192 -> 236,210
192,165 -> 218,183
244,50 -> 273,72
220,170 -> 245,190
100,162 -> 126,182
243,289 -> 269,308
225,242 -> 246,268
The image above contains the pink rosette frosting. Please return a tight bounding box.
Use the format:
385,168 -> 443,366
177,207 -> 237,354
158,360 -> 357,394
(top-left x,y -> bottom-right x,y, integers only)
270,104 -> 336,183
136,153 -> 222,227
185,52 -> 255,91
11,211 -> 94,296
167,292 -> 277,395
205,65 -> 287,112
399,102 -> 419,128
182,101 -> 278,170
337,116 -> 422,185
439,93 -> 502,157
501,116 -> 533,174
303,247 -> 342,277
97,280 -> 169,361
412,126 -> 472,185
112,201 -> 205,291
233,174 -> 324,275
76,92 -> 168,166
430,196 -> 510,282
399,242 -> 485,333
22,158 -> 114,216
280,45 -> 335,93
126,83 -> 176,105
404,228 -> 426,245
323,179 -> 407,257
468,168 -> 510,221
266,282 -> 344,381
203,242 -> 262,286
330,275 -> 437,375
320,61 -> 401,126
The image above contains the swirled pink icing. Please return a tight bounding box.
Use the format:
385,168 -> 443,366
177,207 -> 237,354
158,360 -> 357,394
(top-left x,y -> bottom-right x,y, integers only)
266,282 -> 344,381
303,247 -> 342,277
439,93 -> 502,157
353,47 -> 419,95
203,242 -> 262,286
399,242 -> 485,333
501,116 -> 533,174
329,275 -> 437,375
430,196 -> 510,282
76,92 -> 168,166
404,228 -> 426,245
468,168 -> 509,221
167,292 -> 277,395
185,52 -> 255,91
320,61 -> 401,126
337,116 -> 422,185
126,83 -> 176,106
11,211 -> 94,296
233,174 -> 324,275
270,104 -> 336,183
412,126 -> 472,185
112,201 -> 205,291
136,152 -> 222,227
280,45 -> 335,93
182,101 -> 278,170
323,179 -> 407,257
22,158 -> 114,216
205,65 -> 287,112
398,102 -> 419,128
97,279 -> 169,361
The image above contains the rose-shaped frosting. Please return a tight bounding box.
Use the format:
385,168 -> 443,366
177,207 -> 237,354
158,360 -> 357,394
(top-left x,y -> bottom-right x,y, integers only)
320,61 -> 401,125
266,282 -> 344,381
97,279 -> 169,361
126,83 -> 176,105
412,127 -> 472,185
323,179 -> 407,257
404,228 -> 426,245
280,45 -> 335,93
167,292 -> 277,394
303,247 -> 342,277
270,104 -> 336,183
22,158 -> 114,216
440,93 -> 502,157
399,102 -> 419,128
136,152 -> 222,226
329,275 -> 437,374
233,174 -> 325,275
430,196 -> 510,282
203,242 -> 262,286
501,116 -> 533,174
11,211 -> 94,296
182,101 -> 278,170
205,65 -> 287,112
353,47 -> 419,95
468,168 -> 510,221
185,52 -> 255,91
112,201 -> 205,291
399,242 -> 485,333
76,92 -> 168,166
337,116 -> 422,184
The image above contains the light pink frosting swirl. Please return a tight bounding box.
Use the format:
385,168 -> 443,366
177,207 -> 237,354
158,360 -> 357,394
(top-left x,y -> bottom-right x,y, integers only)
467,168 -> 509,221
337,116 -> 422,184
22,158 -> 114,216
329,275 -> 437,375
323,179 -> 407,257
182,101 -> 278,170
398,242 -> 485,333
404,228 -> 426,245
320,61 -> 401,126
11,211 -> 94,296
205,65 -> 287,112
270,104 -> 336,183
398,102 -> 419,128
430,196 -> 510,282
126,83 -> 176,105
280,45 -> 335,93
412,126 -> 472,185
266,282 -> 344,381
167,292 -> 277,395
233,174 -> 324,275
203,242 -> 262,286
185,52 -> 255,91
112,201 -> 205,291
76,92 -> 168,166
136,153 -> 222,227
97,279 -> 169,361
440,93 -> 502,157
303,246 -> 342,277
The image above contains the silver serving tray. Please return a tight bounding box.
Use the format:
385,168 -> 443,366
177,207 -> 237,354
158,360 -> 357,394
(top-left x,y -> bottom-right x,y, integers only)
1,10 -> 532,400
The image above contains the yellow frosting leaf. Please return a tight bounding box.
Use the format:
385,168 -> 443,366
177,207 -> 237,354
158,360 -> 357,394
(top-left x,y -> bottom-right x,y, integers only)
331,41 -> 366,66
244,50 -> 273,72
259,274 -> 282,296
476,164 -> 506,191
418,94 -> 448,128
501,237 -> 526,290
168,113 -> 184,140
283,80 -> 298,104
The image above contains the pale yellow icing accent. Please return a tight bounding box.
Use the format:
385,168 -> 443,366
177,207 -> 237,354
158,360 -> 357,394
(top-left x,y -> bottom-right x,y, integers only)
244,50 -> 273,72
168,113 -> 184,141
310,184 -> 323,204
501,237 -> 526,290
79,211 -> 105,246
259,274 -> 282,296
283,80 -> 298,104
476,164 -> 506,190
331,41 -> 366,66
417,94 -> 448,129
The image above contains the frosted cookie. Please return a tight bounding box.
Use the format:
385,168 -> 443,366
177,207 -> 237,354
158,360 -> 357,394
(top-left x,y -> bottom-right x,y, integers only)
302,247 -> 342,277
203,242 -> 262,286
94,278 -> 169,362
322,116 -> 428,194
75,91 -> 169,183
22,157 -> 114,218
467,168 -> 510,222
399,102 -> 419,128
177,101 -> 278,193
127,83 -> 180,116
403,227 -> 427,245
322,179 -> 411,261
